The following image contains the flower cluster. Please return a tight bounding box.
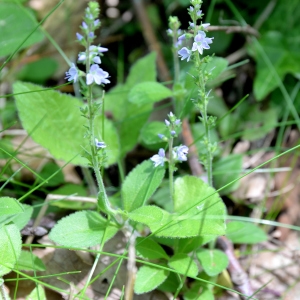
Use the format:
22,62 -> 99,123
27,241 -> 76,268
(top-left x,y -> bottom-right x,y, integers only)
65,3 -> 110,86
176,1 -> 213,61
150,112 -> 189,168
150,145 -> 189,167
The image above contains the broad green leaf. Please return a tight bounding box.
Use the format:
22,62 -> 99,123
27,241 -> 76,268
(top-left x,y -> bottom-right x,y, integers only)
226,221 -> 267,244
173,176 -> 226,237
17,57 -> 58,84
0,197 -> 24,216
157,272 -> 180,293
168,253 -> 198,278
16,251 -> 46,271
140,121 -> 171,150
134,265 -> 169,294
177,236 -> 215,253
213,154 -> 243,195
49,211 -> 118,248
0,223 -> 22,276
105,84 -> 128,120
122,160 -> 165,212
128,82 -> 172,106
26,285 -> 46,300
10,204 -> 33,230
0,203 -> 32,230
136,237 -> 169,260
184,284 -> 214,300
0,3 -> 44,57
196,249 -> 228,276
126,52 -> 157,88
14,81 -> 119,166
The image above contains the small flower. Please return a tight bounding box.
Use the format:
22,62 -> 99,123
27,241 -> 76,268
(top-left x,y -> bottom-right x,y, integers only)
158,134 -> 165,139
167,29 -> 173,35
165,119 -> 170,126
178,47 -> 192,62
189,6 -> 194,11
178,34 -> 186,41
171,130 -> 176,136
88,32 -> 95,38
150,148 -> 165,167
169,112 -> 174,117
189,22 -> 195,28
97,46 -> 108,53
76,33 -> 83,41
173,145 -> 189,162
192,31 -> 213,55
82,21 -> 88,29
197,10 -> 202,17
86,64 -> 110,85
65,63 -> 79,82
174,119 -> 181,125
94,19 -> 100,26
201,23 -> 210,29
95,138 -> 106,149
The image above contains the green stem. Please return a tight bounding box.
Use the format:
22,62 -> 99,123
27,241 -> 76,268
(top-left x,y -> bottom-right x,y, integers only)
168,137 -> 174,203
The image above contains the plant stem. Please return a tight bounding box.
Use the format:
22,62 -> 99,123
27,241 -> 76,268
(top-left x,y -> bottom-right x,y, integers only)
168,137 -> 174,203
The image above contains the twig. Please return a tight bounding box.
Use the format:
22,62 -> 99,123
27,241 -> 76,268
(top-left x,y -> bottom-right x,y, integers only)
207,25 -> 259,37
125,234 -> 137,300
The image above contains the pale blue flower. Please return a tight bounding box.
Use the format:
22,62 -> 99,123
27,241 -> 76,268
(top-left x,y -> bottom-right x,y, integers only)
178,34 -> 186,41
86,64 -> 110,85
94,19 -> 100,26
197,10 -> 202,17
82,22 -> 88,29
65,63 -> 79,82
76,33 -> 83,41
95,138 -> 106,149
189,6 -> 194,11
78,52 -> 101,64
201,23 -> 210,29
178,47 -> 192,61
165,119 -> 170,126
189,22 -> 195,28
192,31 -> 213,55
158,134 -> 164,139
167,29 -> 173,35
175,119 -> 181,125
173,145 -> 189,162
88,32 -> 95,38
97,46 -> 108,53
150,148 -> 165,167
171,130 -> 176,136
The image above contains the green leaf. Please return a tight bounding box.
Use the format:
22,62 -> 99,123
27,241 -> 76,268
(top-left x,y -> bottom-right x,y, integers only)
26,285 -> 46,300
16,251 -> 46,271
168,253 -> 198,278
0,197 -> 24,216
126,52 -> 157,88
128,82 -> 172,106
157,272 -> 180,293
14,81 -> 119,166
226,221 -> 268,244
37,162 -> 64,187
0,3 -> 44,57
49,211 -> 118,248
134,265 -> 169,294
177,236 -> 214,253
140,121 -> 170,150
213,154 -> 243,195
0,223 -> 22,276
136,237 -> 169,260
196,249 -> 228,276
10,204 -> 33,230
184,284 -> 214,300
122,160 -> 165,212
173,176 -> 226,237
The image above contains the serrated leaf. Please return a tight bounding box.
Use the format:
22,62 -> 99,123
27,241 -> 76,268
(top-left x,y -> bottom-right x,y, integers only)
0,3 -> 44,57
173,176 -> 226,237
49,211 -> 118,248
14,81 -> 119,166
0,203 -> 32,230
0,223 -> 22,276
128,82 -> 172,106
168,253 -> 198,278
226,221 -> 267,244
16,251 -> 46,271
134,265 -> 169,294
122,160 -> 165,212
177,236 -> 214,253
136,237 -> 169,260
0,197 -> 24,216
157,272 -> 180,293
196,249 -> 228,276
